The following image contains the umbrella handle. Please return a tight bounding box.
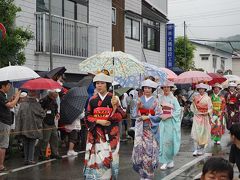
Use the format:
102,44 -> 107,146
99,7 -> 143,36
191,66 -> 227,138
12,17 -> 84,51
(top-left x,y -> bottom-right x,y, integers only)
113,57 -> 115,96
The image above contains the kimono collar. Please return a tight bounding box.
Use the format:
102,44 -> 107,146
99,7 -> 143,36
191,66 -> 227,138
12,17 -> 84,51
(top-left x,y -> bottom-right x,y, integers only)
213,93 -> 220,97
144,95 -> 153,102
98,92 -> 108,101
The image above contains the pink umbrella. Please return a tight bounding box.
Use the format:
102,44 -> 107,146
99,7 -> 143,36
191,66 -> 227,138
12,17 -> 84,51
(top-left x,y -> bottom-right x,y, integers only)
174,71 -> 212,84
159,67 -> 178,80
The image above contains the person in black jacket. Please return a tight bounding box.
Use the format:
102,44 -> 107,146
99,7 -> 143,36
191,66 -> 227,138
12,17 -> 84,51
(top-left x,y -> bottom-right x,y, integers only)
0,80 -> 21,172
38,89 -> 62,160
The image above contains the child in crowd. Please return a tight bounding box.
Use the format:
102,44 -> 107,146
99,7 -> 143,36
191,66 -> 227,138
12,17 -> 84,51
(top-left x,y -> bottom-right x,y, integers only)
199,157 -> 233,180
229,123 -> 240,179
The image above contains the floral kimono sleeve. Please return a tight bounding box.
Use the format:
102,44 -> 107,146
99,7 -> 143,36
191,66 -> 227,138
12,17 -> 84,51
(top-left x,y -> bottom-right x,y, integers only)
149,99 -> 162,127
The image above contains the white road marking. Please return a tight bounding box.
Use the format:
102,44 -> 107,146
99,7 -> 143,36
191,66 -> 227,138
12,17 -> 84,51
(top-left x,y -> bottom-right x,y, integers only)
0,151 -> 85,176
162,153 -> 211,180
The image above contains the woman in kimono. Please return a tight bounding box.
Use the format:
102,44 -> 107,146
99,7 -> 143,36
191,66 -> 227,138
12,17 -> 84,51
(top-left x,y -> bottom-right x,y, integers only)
191,83 -> 212,156
132,79 -> 161,180
158,81 -> 181,170
225,82 -> 238,130
83,72 -> 126,180
210,83 -> 226,145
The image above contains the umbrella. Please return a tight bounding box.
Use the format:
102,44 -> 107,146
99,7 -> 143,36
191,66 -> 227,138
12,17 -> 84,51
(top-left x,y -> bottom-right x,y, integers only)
224,75 -> 240,83
114,62 -> 167,88
115,87 -> 133,97
79,51 -> 144,78
207,73 -> 227,85
159,67 -> 178,80
79,76 -> 93,88
46,67 -> 66,79
20,78 -> 62,90
0,66 -> 40,82
60,87 -> 88,124
174,71 -> 212,84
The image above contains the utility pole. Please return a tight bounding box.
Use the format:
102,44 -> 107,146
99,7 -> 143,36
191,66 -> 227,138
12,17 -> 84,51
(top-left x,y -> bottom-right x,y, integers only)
49,0 -> 53,70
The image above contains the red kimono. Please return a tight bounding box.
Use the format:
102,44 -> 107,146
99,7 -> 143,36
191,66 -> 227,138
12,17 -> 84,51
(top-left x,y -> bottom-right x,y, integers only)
83,92 -> 126,180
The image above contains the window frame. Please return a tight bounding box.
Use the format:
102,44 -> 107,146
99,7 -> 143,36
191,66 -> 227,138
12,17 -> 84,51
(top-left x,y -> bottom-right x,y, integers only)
143,18 -> 160,52
112,7 -> 116,25
125,17 -> 140,41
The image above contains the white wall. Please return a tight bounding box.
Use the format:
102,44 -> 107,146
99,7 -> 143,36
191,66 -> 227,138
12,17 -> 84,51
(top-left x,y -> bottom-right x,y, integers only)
14,0 -> 37,70
193,44 -> 232,73
232,58 -> 240,76
145,0 -> 168,15
14,0 -> 112,73
89,0 -> 112,53
125,0 -> 141,14
125,0 -> 166,68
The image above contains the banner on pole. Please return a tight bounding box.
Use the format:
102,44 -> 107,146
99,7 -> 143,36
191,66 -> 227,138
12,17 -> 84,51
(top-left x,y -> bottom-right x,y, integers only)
166,24 -> 175,68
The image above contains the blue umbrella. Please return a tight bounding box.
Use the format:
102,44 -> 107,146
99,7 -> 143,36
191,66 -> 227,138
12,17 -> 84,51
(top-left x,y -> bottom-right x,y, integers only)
115,62 -> 167,88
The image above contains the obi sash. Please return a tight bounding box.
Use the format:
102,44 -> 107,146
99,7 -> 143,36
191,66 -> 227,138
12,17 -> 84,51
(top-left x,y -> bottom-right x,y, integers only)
194,97 -> 208,113
139,108 -> 155,116
93,107 -> 112,120
162,106 -> 172,115
229,97 -> 237,104
212,95 -> 222,112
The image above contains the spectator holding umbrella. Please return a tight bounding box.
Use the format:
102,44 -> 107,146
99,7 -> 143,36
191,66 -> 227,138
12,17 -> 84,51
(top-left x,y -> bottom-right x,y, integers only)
15,90 -> 45,165
83,72 -> 126,180
191,83 -> 212,156
0,80 -> 21,172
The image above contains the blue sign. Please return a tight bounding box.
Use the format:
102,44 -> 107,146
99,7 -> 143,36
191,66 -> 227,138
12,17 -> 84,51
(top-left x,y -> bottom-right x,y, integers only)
166,24 -> 175,68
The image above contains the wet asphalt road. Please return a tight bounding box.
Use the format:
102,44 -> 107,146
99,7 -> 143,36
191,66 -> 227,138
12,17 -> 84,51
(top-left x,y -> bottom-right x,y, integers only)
0,127 -> 239,180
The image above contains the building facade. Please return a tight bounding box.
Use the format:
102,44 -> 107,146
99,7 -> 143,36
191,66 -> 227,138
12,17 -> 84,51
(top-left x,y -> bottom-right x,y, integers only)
232,53 -> 240,76
14,0 -> 168,74
191,41 -> 232,73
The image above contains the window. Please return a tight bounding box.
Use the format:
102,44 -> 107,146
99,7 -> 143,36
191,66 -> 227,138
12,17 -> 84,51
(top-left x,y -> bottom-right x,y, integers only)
221,57 -> 226,71
201,56 -> 209,60
213,56 -> 217,69
37,0 -> 89,22
112,8 -> 116,25
143,18 -> 160,51
125,17 -> 140,41
64,0 -> 75,19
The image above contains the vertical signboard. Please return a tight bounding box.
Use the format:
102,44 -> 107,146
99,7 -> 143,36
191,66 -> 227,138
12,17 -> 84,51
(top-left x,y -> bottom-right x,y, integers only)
166,24 -> 175,68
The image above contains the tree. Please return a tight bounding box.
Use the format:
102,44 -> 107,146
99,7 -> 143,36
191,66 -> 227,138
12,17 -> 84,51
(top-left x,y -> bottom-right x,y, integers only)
0,0 -> 33,68
174,36 -> 196,71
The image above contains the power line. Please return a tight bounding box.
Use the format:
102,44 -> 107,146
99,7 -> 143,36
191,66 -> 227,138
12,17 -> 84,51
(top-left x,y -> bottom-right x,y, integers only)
189,39 -> 240,43
177,23 -> 240,28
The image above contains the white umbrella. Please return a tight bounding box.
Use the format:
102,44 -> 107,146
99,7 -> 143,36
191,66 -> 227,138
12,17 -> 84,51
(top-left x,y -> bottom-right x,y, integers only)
0,66 -> 40,82
224,75 -> 240,83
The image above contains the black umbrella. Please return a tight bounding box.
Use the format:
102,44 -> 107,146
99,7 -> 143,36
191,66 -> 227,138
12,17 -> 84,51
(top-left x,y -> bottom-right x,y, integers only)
60,87 -> 88,124
79,76 -> 93,88
46,67 -> 66,79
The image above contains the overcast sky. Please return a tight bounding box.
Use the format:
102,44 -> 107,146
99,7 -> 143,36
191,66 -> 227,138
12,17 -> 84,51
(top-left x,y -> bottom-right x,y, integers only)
168,0 -> 240,39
